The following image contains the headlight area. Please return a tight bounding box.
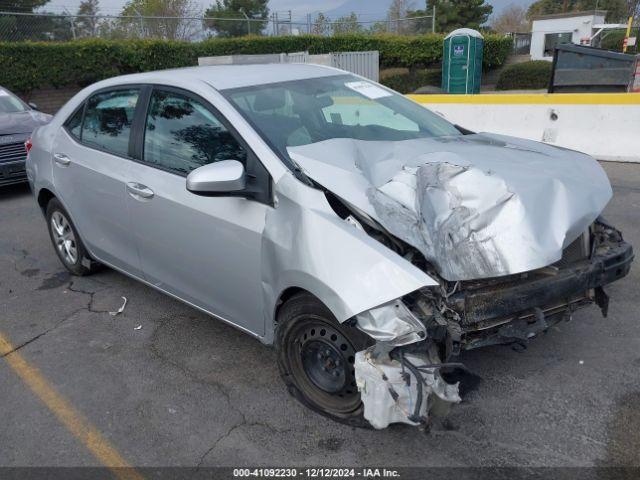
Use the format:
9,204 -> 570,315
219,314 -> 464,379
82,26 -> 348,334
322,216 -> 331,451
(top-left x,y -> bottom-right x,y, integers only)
351,299 -> 462,430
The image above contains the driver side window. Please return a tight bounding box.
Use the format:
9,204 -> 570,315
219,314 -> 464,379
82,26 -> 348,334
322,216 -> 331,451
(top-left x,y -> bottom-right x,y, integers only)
143,89 -> 246,176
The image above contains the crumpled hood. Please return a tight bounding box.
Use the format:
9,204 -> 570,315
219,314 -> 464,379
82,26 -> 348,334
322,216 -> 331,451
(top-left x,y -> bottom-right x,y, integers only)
0,111 -> 51,136
288,133 -> 612,281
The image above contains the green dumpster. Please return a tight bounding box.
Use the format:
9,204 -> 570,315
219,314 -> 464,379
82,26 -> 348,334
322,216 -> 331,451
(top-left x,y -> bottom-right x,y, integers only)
442,28 -> 484,94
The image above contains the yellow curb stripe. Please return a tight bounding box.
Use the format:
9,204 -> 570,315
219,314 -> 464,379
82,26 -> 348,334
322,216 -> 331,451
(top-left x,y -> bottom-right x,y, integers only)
0,331 -> 143,480
407,93 -> 640,105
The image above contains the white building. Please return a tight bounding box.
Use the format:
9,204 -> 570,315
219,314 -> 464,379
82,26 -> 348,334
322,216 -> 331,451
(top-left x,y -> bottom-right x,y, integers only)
530,10 -> 608,61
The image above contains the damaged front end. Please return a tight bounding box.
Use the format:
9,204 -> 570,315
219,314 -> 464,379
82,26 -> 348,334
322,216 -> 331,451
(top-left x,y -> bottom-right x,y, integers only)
352,219 -> 632,429
405,219 -> 634,354
285,134 -> 633,429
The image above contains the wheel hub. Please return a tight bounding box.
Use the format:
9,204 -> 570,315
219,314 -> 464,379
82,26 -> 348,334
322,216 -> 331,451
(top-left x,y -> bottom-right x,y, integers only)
296,323 -> 357,398
302,340 -> 346,393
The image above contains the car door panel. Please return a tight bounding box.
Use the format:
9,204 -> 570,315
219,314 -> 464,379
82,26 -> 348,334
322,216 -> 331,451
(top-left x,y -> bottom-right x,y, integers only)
127,162 -> 267,333
127,87 -> 269,335
52,89 -> 143,277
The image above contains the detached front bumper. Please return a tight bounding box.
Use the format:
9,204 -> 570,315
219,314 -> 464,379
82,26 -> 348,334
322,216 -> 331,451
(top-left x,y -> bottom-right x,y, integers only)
451,240 -> 633,350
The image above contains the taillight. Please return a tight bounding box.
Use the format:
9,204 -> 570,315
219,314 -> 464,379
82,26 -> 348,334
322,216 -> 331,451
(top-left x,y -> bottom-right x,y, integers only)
24,138 -> 33,153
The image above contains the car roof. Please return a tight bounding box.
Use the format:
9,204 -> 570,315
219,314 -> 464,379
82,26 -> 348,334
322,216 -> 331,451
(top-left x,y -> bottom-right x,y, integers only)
90,63 -> 346,92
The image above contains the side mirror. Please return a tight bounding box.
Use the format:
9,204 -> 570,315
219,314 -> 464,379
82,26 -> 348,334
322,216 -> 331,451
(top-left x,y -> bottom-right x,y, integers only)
186,160 -> 246,194
28,102 -> 39,110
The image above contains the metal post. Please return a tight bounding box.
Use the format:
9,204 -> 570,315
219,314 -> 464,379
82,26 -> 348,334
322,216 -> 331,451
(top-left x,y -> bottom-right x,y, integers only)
432,5 -> 436,33
275,12 -> 279,35
239,8 -> 250,35
64,9 -> 77,40
307,13 -> 311,34
133,8 -> 144,38
623,16 -> 633,53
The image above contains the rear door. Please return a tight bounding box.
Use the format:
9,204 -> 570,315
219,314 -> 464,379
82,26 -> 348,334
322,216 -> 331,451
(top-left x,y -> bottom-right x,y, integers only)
52,87 -> 143,277
126,86 -> 271,335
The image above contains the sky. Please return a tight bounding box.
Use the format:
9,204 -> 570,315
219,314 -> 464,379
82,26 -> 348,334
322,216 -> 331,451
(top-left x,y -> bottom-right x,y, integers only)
44,0 -> 347,16
42,0 -> 531,19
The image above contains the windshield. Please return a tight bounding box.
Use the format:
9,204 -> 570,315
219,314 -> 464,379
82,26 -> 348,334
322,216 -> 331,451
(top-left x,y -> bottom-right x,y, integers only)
0,88 -> 29,114
222,74 -> 461,165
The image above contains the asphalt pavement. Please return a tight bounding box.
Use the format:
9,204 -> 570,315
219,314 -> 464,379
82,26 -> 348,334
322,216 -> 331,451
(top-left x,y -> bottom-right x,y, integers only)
0,161 -> 638,471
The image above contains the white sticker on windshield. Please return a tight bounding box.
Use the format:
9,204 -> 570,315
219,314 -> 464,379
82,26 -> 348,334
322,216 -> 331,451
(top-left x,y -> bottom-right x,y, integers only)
345,81 -> 392,99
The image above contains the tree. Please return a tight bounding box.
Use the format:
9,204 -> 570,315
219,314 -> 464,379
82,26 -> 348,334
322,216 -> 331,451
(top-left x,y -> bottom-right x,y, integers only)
624,0 -> 640,16
427,0 -> 493,33
527,0 -> 627,23
387,0 -> 414,34
331,12 -> 362,34
404,7 -> 436,34
204,0 -> 268,37
368,20 -> 389,33
118,0 -> 202,40
492,4 -> 529,33
75,0 -> 100,38
311,12 -> 331,35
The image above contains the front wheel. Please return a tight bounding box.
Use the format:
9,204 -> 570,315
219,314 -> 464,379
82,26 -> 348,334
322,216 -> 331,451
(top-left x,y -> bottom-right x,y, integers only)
275,292 -> 373,427
45,198 -> 100,276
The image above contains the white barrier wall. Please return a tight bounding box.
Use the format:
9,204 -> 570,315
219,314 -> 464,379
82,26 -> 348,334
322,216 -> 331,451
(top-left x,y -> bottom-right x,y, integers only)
408,94 -> 640,163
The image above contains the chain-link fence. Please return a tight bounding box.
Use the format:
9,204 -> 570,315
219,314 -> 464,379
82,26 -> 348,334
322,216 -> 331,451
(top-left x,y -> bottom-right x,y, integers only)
0,11 -> 436,42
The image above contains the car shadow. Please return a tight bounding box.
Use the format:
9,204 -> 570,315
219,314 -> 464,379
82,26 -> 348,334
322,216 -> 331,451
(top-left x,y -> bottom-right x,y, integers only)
0,183 -> 31,200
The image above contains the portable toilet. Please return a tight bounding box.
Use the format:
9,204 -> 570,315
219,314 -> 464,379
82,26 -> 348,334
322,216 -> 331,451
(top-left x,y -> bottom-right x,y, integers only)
442,28 -> 484,94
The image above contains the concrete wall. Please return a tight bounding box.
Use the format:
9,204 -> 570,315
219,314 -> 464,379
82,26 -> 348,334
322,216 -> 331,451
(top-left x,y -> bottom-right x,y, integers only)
530,12 -> 605,60
409,93 -> 640,162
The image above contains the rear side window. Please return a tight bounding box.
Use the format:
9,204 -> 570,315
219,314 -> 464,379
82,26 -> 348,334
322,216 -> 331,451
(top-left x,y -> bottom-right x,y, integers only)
65,106 -> 84,140
143,89 -> 246,175
81,89 -> 139,158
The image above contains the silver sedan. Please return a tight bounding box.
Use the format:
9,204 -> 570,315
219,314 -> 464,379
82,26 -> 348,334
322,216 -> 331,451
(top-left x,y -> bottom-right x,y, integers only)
26,64 -> 633,429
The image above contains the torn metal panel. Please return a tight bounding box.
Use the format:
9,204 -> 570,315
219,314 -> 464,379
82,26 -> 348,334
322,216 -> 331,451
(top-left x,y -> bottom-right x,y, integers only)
355,348 -> 460,429
260,173 -> 438,342
288,134 -> 612,281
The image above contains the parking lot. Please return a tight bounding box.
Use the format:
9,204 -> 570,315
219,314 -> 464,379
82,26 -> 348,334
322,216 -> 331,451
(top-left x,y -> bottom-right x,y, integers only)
0,161 -> 638,471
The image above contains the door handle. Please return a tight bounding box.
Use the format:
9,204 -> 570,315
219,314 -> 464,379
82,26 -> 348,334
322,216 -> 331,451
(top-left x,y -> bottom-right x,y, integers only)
127,182 -> 154,200
53,153 -> 71,166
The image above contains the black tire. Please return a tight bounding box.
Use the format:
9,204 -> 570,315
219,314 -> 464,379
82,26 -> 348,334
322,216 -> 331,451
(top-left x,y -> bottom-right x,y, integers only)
276,292 -> 373,428
45,198 -> 100,276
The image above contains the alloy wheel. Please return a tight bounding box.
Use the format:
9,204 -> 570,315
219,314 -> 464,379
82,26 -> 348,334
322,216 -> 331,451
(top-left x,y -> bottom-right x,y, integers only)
50,211 -> 78,265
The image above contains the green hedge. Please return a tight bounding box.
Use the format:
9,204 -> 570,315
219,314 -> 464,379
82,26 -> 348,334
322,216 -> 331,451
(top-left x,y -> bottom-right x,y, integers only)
0,34 -> 512,93
496,61 -> 553,91
380,69 -> 442,94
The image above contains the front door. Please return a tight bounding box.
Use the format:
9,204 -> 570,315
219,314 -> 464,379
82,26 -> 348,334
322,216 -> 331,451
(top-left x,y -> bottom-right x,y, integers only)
126,87 -> 270,335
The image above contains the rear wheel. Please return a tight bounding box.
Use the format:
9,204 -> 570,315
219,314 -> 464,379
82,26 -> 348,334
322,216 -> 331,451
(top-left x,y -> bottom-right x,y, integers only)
45,198 -> 100,276
276,292 -> 372,427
